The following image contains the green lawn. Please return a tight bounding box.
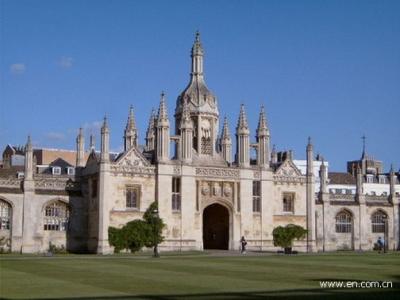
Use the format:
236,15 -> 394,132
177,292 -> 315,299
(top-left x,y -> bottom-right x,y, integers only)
0,252 -> 399,300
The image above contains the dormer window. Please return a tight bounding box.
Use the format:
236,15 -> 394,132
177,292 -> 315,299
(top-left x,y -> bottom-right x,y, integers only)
52,166 -> 61,175
366,175 -> 373,183
67,167 -> 75,176
379,176 -> 386,184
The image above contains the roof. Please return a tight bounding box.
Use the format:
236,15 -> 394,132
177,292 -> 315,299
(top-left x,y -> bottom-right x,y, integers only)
49,158 -> 73,168
0,165 -> 25,178
329,172 -> 356,185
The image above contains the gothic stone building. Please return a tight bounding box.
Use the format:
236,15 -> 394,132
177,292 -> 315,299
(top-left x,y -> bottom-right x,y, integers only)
0,33 -> 399,254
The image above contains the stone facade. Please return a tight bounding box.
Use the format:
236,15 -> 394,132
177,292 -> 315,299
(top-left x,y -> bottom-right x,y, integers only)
0,33 -> 399,254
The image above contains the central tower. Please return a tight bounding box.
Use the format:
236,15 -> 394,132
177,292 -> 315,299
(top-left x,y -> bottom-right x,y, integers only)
175,32 -> 219,156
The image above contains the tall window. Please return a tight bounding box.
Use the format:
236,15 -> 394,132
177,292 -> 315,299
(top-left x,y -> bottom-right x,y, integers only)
0,200 -> 11,230
252,181 -> 261,212
172,177 -> 181,211
126,186 -> 140,209
44,201 -> 69,231
283,193 -> 294,213
335,210 -> 352,233
371,211 -> 387,233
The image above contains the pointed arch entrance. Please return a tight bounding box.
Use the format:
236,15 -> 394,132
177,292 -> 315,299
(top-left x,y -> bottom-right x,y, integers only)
203,203 -> 229,250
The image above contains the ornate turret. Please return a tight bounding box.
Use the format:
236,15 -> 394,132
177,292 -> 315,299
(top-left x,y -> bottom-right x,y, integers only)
124,105 -> 138,151
319,159 -> 327,194
236,104 -> 250,167
180,101 -> 193,162
156,92 -> 170,162
24,135 -> 33,181
145,108 -> 157,151
256,105 -> 270,168
100,115 -> 110,163
175,32 -> 219,156
220,117 -> 232,163
76,127 -> 85,167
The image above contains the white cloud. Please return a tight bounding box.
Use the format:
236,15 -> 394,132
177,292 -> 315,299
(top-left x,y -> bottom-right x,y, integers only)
44,132 -> 66,142
58,56 -> 74,69
82,121 -> 102,133
10,63 -> 26,74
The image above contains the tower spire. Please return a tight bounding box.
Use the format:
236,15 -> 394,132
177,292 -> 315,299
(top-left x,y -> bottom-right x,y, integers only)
158,91 -> 169,122
76,127 -> 85,167
156,91 -> 170,162
257,105 -> 268,133
221,116 -> 231,139
220,116 -> 232,163
236,104 -> 250,167
237,104 -> 249,130
256,105 -> 270,167
145,108 -> 157,151
100,115 -> 110,162
361,134 -> 366,159
124,105 -> 138,151
191,31 -> 204,77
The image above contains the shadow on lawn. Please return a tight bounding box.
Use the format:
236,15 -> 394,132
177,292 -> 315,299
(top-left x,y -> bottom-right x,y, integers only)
2,287 -> 399,300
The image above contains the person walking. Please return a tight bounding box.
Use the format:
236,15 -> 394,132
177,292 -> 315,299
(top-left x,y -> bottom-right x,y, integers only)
377,237 -> 384,254
240,236 -> 247,254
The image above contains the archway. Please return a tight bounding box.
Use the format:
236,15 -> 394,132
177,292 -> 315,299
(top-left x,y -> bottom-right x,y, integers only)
203,203 -> 229,250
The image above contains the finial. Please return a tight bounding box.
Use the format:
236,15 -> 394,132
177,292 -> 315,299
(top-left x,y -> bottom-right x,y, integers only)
272,144 -> 276,152
158,91 -> 168,120
195,30 -> 200,42
308,136 -> 312,145
102,114 -> 108,128
237,104 -> 249,129
257,104 -> 268,131
361,134 -> 366,158
222,116 -> 231,138
26,134 -> 32,151
126,105 -> 136,130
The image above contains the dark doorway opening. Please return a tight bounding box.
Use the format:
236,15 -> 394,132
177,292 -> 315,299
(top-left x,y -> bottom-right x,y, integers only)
203,203 -> 229,250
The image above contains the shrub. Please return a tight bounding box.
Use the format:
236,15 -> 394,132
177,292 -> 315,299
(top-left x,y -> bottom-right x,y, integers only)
48,242 -> 67,254
108,202 -> 165,254
273,224 -> 307,251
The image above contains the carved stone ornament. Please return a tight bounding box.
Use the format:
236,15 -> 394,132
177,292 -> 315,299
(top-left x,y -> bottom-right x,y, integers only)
195,167 -> 239,179
0,178 -> 22,187
223,184 -> 232,197
173,166 -> 181,175
201,184 -> 210,196
213,183 -> 221,196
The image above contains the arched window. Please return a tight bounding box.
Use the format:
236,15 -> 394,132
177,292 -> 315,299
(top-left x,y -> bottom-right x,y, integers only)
43,201 -> 69,231
371,211 -> 387,233
0,200 -> 11,230
335,210 -> 352,233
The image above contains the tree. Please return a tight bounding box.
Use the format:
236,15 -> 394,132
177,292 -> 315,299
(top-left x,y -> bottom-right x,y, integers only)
143,202 -> 165,257
272,224 -> 307,254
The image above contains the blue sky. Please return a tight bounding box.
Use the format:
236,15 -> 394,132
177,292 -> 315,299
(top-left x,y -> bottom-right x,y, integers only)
1,0 -> 399,171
